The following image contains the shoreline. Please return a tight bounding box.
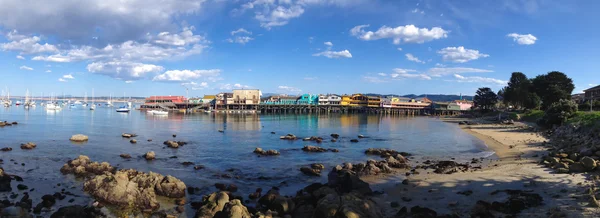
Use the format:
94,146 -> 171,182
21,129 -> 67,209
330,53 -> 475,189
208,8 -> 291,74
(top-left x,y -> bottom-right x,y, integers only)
370,118 -> 599,217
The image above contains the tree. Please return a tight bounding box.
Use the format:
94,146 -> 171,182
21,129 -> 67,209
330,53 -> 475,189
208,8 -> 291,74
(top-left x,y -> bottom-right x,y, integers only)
523,93 -> 541,110
540,99 -> 578,126
474,87 -> 498,112
531,71 -> 575,109
503,72 -> 532,108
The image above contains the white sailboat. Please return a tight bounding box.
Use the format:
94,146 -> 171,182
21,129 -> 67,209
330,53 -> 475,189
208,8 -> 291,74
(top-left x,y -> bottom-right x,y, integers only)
46,93 -> 61,110
2,88 -> 12,107
90,89 -> 96,110
116,92 -> 130,112
82,92 -> 88,107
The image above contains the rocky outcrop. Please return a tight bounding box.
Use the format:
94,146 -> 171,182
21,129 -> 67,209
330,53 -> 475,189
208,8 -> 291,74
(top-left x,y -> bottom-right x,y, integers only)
83,169 -> 186,212
253,147 -> 280,156
339,160 -> 395,176
60,155 -> 115,177
303,136 -> 324,143
280,134 -> 297,140
302,145 -> 327,152
69,134 -> 89,142
542,153 -> 598,173
0,168 -> 12,192
1,147 -> 12,152
365,148 -> 410,158
121,133 -> 137,138
20,142 -> 36,150
120,154 -> 132,159
164,140 -> 186,148
144,151 -> 156,160
433,161 -> 469,174
195,192 -> 231,217
49,205 -> 103,218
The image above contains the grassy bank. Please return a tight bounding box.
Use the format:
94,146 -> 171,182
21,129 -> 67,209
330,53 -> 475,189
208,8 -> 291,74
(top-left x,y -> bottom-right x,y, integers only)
519,109 -> 600,127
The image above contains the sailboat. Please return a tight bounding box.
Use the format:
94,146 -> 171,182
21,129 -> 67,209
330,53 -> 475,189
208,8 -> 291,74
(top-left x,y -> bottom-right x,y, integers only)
82,92 -> 88,107
24,89 -> 35,109
46,93 -> 61,110
2,88 -> 12,107
116,92 -> 130,112
90,89 -> 96,110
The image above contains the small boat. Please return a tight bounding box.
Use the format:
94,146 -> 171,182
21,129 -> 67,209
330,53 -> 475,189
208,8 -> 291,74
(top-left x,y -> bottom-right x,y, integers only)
90,89 -> 96,110
15,101 -> 21,106
116,106 -> 130,113
152,110 -> 168,115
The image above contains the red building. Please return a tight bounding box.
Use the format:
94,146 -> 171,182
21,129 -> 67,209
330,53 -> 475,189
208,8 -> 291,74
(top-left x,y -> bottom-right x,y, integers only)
141,96 -> 187,109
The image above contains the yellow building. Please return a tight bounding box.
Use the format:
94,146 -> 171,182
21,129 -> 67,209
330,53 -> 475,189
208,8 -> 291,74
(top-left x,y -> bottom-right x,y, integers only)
367,96 -> 381,107
341,95 -> 352,106
350,94 -> 368,107
232,89 -> 262,104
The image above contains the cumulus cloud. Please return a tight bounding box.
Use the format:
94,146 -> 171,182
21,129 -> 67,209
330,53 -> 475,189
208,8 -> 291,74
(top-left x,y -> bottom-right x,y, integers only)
278,85 -> 302,92
507,33 -> 537,45
20,65 -> 33,70
153,26 -> 206,46
58,78 -> 67,82
62,74 -> 74,79
227,36 -> 254,44
405,53 -> 424,63
313,50 -> 352,58
152,69 -> 222,82
16,55 -> 24,59
428,67 -> 493,77
220,83 -> 250,90
437,46 -> 489,63
350,24 -> 448,44
182,81 -> 209,90
391,68 -> 431,80
452,74 -> 507,85
324,41 -> 333,47
125,81 -> 134,84
1,30 -> 59,54
231,28 -> 252,35
86,61 -> 164,80
256,5 -> 305,29
0,0 -> 207,44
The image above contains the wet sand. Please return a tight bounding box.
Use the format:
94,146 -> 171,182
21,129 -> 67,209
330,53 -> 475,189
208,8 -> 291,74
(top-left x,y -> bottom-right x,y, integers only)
370,120 -> 600,217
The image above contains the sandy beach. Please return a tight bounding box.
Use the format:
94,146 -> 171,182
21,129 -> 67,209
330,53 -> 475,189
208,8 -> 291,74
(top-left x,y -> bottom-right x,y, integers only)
371,120 -> 600,217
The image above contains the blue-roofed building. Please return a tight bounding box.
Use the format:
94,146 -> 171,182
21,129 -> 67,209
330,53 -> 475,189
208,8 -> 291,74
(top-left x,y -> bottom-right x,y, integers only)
297,94 -> 318,105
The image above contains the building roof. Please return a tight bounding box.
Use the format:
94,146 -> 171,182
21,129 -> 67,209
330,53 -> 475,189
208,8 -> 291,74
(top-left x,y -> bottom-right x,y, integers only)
584,85 -> 600,92
202,95 -> 216,99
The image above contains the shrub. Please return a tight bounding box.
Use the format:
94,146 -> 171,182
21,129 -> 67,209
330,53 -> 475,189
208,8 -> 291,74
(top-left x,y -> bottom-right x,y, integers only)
521,110 -> 544,122
539,99 -> 578,127
567,111 -> 600,127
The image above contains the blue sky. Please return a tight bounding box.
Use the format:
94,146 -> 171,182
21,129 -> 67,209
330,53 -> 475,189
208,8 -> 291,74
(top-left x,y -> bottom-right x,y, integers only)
0,0 -> 598,97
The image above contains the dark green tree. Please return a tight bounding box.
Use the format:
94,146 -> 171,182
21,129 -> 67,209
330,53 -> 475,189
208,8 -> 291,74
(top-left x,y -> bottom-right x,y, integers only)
523,93 -> 541,110
474,87 -> 498,112
540,99 -> 578,126
531,71 -> 575,109
503,72 -> 532,108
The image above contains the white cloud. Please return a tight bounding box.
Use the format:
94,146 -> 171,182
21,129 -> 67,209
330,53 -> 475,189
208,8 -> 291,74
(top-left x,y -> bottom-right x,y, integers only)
231,28 -> 252,35
405,53 -> 424,63
453,74 -> 507,85
1,30 -> 59,54
324,41 -> 333,47
152,69 -> 221,82
86,61 -> 164,80
153,26 -> 206,46
125,80 -> 134,84
397,48 -> 402,51
255,5 -> 305,29
20,65 -> 33,70
435,63 -> 446,67
391,68 -> 431,80
227,36 -> 254,44
58,78 -> 67,82
308,36 -> 314,43
0,0 -> 206,44
507,33 -> 537,45
350,24 -> 449,44
411,8 -> 424,14
182,81 -> 209,90
220,83 -> 250,90
377,73 -> 387,76
45,70 -> 51,73
62,74 -> 74,79
428,67 -> 493,77
363,76 -> 387,83
437,46 -> 489,63
313,50 -> 352,58
16,55 -> 24,59
278,85 -> 301,92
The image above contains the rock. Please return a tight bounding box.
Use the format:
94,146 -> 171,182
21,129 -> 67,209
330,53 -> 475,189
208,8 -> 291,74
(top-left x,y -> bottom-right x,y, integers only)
581,156 -> 597,171
329,148 -> 339,152
0,169 -> 11,192
195,192 -> 230,217
385,155 -> 409,169
215,183 -> 227,190
164,140 -> 179,148
1,147 -> 12,152
311,163 -> 325,170
301,167 -> 321,177
69,134 -> 89,142
314,192 -> 382,218
391,201 -> 400,208
194,165 -> 205,170
302,145 -> 327,152
249,188 -> 262,200
569,153 -> 580,161
401,179 -> 409,185
253,147 -> 280,156
569,162 -> 586,173
433,161 -> 469,174
556,153 -> 569,158
357,134 -> 366,138
227,184 -> 238,192
365,148 -> 410,158
20,142 -> 36,149
488,189 -> 543,214
327,167 -> 372,195
410,206 -> 437,217
182,161 -> 194,166
553,162 -> 569,169
50,205 -> 103,218
41,194 -> 56,207
144,151 -> 156,160
122,133 -> 136,138
60,155 -> 115,177
17,184 -> 28,190
280,134 -> 297,140
218,199 -> 252,218
11,122 -> 17,125
130,139 -> 137,144
350,139 -> 359,143
0,206 -> 32,218
83,169 -> 186,211
120,154 -> 132,159
556,168 -> 570,174
330,133 -> 340,139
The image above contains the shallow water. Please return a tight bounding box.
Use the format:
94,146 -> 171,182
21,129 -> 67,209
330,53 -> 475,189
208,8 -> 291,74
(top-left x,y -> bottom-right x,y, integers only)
0,106 -> 492,215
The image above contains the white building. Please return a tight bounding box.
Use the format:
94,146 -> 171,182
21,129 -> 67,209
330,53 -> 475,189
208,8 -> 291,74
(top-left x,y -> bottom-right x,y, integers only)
318,94 -> 341,105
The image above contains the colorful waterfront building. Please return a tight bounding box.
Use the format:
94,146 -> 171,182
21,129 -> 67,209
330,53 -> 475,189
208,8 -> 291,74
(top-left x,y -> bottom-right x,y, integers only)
188,97 -> 201,103
261,95 -> 298,105
201,95 -> 216,103
318,94 -> 342,105
367,96 -> 381,107
233,89 -> 261,104
140,96 -> 187,109
297,94 -> 318,105
341,95 -> 352,106
350,94 -> 368,107
454,99 -> 473,111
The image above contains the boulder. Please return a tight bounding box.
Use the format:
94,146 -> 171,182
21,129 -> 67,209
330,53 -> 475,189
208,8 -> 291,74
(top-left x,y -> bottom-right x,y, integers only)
50,205 -> 103,218
581,156 -> 597,171
365,148 -> 410,158
130,139 -> 137,144
433,161 -> 469,174
314,192 -> 382,218
20,142 -> 36,150
69,134 -> 89,142
122,133 -> 137,138
253,147 -> 280,156
216,199 -> 252,218
164,140 -> 179,148
350,139 -> 359,143
311,163 -> 325,170
155,175 -> 187,198
330,133 -> 340,139
569,162 -> 586,173
120,154 -> 132,159
196,192 -> 230,217
1,147 -> 12,152
280,134 -> 297,140
60,155 -> 115,177
0,168 -> 12,192
327,167 -> 372,195
301,167 -> 321,177
302,145 -> 327,152
144,151 -> 156,160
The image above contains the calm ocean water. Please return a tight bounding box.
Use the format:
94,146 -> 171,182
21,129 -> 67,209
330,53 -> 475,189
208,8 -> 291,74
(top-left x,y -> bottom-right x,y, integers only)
0,105 -> 492,205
